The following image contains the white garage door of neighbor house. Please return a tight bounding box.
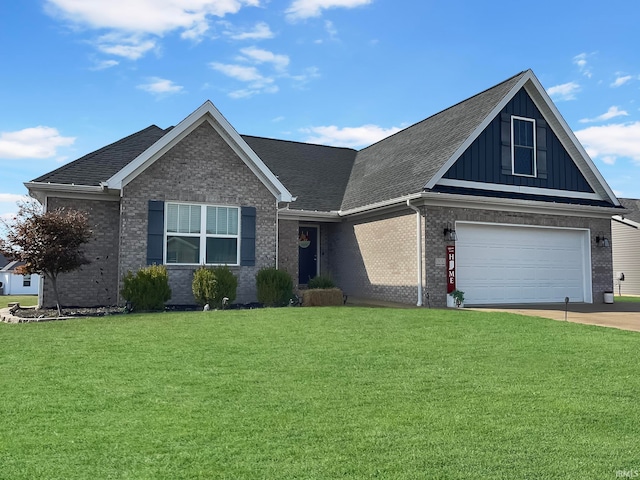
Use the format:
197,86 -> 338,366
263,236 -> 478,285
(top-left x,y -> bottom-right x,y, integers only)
456,223 -> 591,305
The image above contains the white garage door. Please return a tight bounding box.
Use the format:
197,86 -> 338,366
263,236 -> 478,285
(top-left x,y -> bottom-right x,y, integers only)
456,223 -> 591,305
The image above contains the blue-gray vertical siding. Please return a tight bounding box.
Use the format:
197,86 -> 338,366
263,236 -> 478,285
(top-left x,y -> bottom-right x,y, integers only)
443,89 -> 593,193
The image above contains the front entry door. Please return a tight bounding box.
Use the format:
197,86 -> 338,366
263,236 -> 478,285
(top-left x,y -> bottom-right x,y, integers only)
298,226 -> 318,284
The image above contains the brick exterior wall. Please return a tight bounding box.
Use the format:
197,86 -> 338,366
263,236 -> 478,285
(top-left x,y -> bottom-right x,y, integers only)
119,120 -> 278,305
277,219 -> 298,284
326,211 -> 423,304
42,197 -> 121,308
323,205 -> 613,308
422,206 -> 613,307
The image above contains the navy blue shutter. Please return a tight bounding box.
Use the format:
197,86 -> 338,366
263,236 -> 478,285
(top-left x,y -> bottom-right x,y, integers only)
500,113 -> 512,175
240,206 -> 256,266
147,200 -> 164,265
536,118 -> 547,179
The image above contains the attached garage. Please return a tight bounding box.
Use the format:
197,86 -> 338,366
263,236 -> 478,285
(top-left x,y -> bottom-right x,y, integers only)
455,222 -> 592,305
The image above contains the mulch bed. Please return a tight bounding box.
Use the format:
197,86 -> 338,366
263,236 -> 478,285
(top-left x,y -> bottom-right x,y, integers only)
12,306 -> 125,319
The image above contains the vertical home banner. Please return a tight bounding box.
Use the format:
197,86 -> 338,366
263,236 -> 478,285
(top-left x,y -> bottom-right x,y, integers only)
446,246 -> 455,293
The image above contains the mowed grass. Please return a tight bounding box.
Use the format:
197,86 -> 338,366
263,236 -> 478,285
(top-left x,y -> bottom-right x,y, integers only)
2,294 -> 38,307
616,295 -> 640,303
1,307 -> 639,479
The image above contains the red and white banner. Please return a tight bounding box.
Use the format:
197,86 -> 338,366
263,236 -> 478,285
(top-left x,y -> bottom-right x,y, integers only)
446,245 -> 455,293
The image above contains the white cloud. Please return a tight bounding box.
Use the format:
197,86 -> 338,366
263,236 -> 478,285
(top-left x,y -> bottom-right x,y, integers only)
137,77 -> 184,96
239,46 -> 290,70
45,0 -> 260,58
611,74 -> 632,87
573,52 -> 593,78
547,81 -> 580,101
575,121 -> 640,165
286,0 -> 372,21
90,59 -> 119,70
96,33 -> 157,60
226,22 -> 274,40
300,124 -> 401,148
579,106 -> 629,123
210,62 -> 268,83
0,127 -> 75,159
0,193 -> 28,204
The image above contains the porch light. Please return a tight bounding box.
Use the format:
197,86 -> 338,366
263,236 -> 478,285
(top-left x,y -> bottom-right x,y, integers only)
443,224 -> 457,242
595,235 -> 610,248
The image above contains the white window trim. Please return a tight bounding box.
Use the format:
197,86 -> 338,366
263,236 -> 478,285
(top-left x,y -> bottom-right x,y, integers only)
511,115 -> 537,178
164,202 -> 241,266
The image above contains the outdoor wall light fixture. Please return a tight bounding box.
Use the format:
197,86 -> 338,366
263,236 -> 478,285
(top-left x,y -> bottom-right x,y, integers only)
443,224 -> 457,241
595,235 -> 610,248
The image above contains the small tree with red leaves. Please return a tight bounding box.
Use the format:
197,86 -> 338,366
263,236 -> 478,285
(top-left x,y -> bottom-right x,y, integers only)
0,200 -> 92,316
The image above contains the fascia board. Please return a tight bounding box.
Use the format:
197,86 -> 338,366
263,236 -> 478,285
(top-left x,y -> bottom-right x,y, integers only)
523,77 -> 620,206
278,209 -> 341,222
106,101 -> 293,202
24,181 -> 116,203
424,71 -> 532,190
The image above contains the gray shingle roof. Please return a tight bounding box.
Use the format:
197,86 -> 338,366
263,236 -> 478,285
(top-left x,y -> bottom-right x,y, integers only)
241,136 -> 356,211
32,125 -> 172,186
30,71 -> 542,213
340,71 -> 527,210
619,198 -> 640,223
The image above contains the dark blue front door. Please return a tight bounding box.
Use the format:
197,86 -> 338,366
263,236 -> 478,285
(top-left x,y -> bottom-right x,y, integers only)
298,226 -> 318,284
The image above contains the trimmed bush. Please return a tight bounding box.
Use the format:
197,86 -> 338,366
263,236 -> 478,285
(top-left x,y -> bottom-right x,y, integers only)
307,275 -> 335,289
302,288 -> 344,307
256,267 -> 293,307
192,266 -> 237,309
121,264 -> 171,312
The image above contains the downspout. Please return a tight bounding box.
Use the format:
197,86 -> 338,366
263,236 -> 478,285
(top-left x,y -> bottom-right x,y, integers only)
275,199 -> 279,269
406,199 -> 423,307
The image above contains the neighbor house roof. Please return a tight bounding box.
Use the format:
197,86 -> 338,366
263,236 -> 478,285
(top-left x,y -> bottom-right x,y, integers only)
618,198 -> 640,223
0,254 -> 9,269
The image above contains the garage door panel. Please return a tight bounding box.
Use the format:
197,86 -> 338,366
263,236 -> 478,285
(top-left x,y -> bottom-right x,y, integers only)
456,223 -> 589,305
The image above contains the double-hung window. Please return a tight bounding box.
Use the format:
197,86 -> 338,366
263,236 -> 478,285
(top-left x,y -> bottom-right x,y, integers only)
511,116 -> 536,177
166,203 -> 240,265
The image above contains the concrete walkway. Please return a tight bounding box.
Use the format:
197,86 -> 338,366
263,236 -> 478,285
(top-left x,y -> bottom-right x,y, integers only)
468,301 -> 640,332
346,296 -> 640,333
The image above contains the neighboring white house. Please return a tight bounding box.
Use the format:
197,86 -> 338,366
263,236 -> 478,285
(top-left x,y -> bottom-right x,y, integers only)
612,198 -> 640,296
0,257 -> 40,295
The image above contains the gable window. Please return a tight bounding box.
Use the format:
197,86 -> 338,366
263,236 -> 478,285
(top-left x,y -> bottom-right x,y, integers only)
511,116 -> 537,177
165,203 -> 239,265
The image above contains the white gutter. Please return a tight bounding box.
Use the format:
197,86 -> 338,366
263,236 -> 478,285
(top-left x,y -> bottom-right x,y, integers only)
406,199 -> 423,307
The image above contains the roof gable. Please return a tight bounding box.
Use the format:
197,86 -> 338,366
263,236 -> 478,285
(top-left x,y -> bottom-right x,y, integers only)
340,70 -> 619,211
106,101 -> 293,202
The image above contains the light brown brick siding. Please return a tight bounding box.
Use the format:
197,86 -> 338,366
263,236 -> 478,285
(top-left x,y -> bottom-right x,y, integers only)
324,205 -> 613,308
120,120 -> 278,305
327,211 -> 422,304
42,197 -> 121,308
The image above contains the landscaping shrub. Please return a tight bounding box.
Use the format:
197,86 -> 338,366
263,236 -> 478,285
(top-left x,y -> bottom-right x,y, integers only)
307,275 -> 335,289
192,266 -> 237,309
256,267 -> 293,307
121,264 -> 171,312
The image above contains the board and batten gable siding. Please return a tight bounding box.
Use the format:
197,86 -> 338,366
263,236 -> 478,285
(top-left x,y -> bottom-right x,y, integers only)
443,89 -> 593,193
612,220 -> 640,295
41,197 -> 121,308
119,120 -> 278,305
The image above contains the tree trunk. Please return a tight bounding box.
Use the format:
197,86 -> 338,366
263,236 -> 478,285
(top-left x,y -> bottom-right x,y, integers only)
48,273 -> 62,317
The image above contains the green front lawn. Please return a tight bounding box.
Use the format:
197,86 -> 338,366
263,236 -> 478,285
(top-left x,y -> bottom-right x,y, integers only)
2,294 -> 38,307
616,295 -> 640,303
1,308 -> 639,479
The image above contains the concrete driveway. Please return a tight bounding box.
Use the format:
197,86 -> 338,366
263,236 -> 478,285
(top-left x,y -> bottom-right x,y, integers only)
470,301 -> 640,332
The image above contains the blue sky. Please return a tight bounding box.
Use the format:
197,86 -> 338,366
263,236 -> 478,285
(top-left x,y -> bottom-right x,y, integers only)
1,0 -> 640,220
